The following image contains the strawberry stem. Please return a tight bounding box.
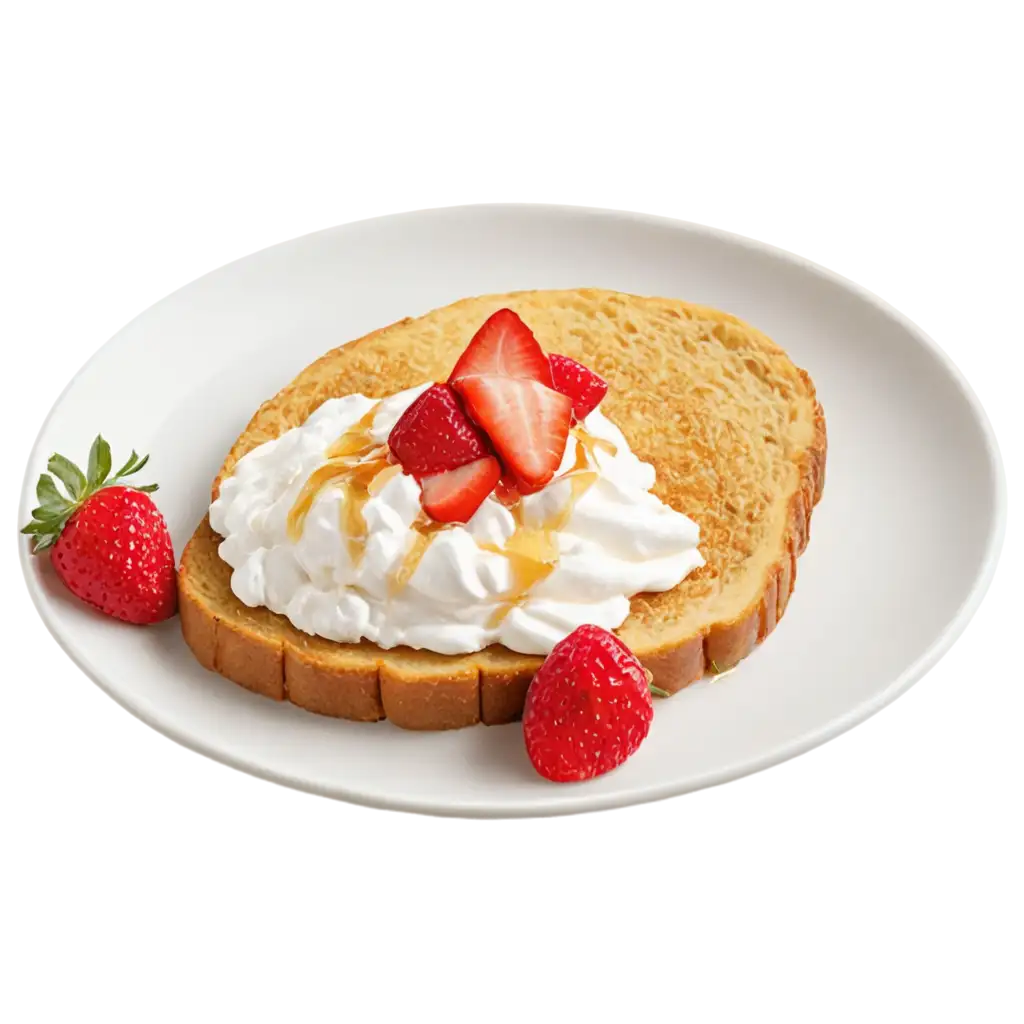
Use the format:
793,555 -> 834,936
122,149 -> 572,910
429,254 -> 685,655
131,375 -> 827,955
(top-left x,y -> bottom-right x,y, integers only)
21,435 -> 159,553
642,667 -> 670,699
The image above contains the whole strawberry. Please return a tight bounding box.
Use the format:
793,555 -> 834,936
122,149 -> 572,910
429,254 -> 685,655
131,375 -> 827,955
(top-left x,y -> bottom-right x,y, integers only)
523,624 -> 663,782
22,436 -> 177,624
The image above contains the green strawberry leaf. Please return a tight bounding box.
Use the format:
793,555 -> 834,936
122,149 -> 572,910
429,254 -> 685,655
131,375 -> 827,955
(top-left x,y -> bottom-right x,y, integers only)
31,532 -> 59,552
23,437 -> 161,557
36,473 -> 66,509
123,453 -> 149,477
30,505 -> 67,523
113,449 -> 140,478
48,454 -> 87,500
87,435 -> 112,490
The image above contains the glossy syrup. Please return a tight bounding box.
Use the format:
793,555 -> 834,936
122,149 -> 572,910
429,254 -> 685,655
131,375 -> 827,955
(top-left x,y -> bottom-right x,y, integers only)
388,515 -> 452,595
287,408 -> 392,564
481,426 -> 616,626
289,417 -> 618,616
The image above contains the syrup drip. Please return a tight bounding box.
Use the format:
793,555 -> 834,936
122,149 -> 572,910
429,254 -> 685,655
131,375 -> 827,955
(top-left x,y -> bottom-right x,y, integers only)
388,515 -> 452,595
288,413 -> 619,615
287,408 -> 393,564
481,426 -> 617,627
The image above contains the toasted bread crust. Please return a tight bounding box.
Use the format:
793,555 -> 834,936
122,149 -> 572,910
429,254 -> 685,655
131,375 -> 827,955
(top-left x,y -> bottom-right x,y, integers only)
178,291 -> 826,729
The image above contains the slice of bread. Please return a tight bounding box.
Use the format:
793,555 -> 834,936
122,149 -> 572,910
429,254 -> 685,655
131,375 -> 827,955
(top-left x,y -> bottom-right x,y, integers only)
179,289 -> 826,730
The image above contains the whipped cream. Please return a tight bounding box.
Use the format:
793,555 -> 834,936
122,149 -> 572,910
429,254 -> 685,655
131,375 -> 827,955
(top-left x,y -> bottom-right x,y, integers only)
209,385 -> 704,656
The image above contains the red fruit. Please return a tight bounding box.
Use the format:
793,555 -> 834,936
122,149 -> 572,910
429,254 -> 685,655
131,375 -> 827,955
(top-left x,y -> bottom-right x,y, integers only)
420,456 -> 501,523
22,437 -> 177,624
495,468 -> 551,506
448,308 -> 553,387
493,471 -> 521,507
523,624 -> 656,782
549,354 -> 608,421
453,375 -> 572,488
388,383 -> 491,478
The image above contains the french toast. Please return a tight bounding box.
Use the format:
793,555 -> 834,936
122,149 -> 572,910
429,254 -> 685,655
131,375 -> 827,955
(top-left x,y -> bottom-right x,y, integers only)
179,289 -> 826,729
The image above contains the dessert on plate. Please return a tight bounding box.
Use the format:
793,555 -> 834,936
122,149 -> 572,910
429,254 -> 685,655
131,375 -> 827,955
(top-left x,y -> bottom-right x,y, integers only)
178,289 -> 826,733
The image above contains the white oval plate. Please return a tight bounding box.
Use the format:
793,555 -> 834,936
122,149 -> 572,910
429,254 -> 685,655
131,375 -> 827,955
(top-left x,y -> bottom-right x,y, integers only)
19,205 -> 1006,817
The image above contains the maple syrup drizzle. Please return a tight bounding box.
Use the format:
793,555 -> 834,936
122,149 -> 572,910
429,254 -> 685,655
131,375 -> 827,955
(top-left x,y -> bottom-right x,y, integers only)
287,408 -> 391,564
481,427 -> 617,626
388,515 -> 452,595
288,414 -> 619,613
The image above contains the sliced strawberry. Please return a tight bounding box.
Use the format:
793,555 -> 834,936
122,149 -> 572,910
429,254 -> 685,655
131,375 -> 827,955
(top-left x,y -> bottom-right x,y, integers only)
388,383 -> 491,479
549,354 -> 608,421
420,456 -> 501,524
493,471 -> 521,507
495,468 -> 551,507
453,375 -> 572,489
448,308 -> 553,387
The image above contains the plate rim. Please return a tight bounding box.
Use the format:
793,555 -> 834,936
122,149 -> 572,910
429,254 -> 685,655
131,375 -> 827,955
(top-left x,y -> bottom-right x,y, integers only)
17,202 -> 1009,817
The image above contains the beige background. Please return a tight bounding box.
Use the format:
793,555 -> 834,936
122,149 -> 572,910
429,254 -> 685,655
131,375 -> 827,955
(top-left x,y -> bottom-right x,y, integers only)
2,9 -> 1024,1024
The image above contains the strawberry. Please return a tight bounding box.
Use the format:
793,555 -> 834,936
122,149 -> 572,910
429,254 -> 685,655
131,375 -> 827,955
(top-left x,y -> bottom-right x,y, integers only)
523,624 -> 665,782
420,456 -> 501,523
388,383 -> 491,478
493,471 -> 521,507
453,375 -> 572,488
494,468 -> 549,506
448,308 -> 553,387
21,436 -> 177,624
549,353 -> 608,421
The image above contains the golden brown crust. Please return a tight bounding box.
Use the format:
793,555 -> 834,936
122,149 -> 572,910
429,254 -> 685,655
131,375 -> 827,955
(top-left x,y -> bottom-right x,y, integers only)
284,649 -> 384,721
178,290 -> 827,729
380,664 -> 480,730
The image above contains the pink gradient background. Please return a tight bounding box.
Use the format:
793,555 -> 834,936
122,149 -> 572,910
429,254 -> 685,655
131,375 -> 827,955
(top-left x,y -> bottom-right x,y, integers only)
2,9 -> 1024,1024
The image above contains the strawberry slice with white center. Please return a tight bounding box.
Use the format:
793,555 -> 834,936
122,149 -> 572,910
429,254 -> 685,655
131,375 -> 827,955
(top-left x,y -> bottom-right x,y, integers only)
448,308 -> 553,387
420,456 -> 502,524
549,353 -> 608,421
453,375 -> 572,489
